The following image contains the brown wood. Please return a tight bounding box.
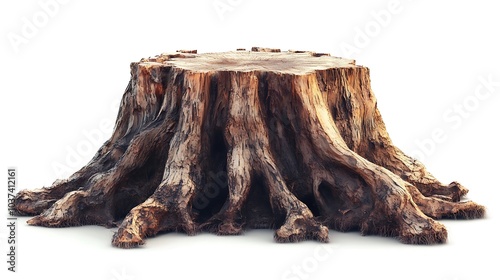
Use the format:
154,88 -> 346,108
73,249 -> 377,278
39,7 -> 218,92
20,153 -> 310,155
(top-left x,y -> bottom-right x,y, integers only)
14,48 -> 485,248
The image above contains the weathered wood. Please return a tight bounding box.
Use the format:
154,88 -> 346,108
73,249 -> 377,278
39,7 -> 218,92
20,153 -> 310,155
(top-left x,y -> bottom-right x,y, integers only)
14,48 -> 485,248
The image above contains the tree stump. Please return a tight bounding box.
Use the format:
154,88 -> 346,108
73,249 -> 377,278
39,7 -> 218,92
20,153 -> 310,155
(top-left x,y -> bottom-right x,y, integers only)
14,48 -> 485,248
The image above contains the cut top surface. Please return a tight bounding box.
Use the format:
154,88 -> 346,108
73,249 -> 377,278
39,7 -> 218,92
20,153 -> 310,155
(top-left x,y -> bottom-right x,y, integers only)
140,50 -> 358,75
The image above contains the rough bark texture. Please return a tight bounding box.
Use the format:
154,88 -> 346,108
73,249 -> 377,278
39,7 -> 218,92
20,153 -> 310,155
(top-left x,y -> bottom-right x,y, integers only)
14,48 -> 485,248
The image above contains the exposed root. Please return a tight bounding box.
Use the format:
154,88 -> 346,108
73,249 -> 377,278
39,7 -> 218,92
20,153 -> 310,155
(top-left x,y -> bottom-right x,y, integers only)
407,184 -> 486,220
112,198 -> 167,248
398,211 -> 448,245
274,211 -> 329,243
27,190 -> 90,227
14,140 -> 120,216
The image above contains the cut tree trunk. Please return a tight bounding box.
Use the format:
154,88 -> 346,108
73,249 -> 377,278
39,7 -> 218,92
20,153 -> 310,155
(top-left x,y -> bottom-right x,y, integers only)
14,48 -> 485,248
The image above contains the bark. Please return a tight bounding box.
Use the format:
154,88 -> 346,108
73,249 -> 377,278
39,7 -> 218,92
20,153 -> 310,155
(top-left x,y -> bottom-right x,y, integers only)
14,48 -> 485,248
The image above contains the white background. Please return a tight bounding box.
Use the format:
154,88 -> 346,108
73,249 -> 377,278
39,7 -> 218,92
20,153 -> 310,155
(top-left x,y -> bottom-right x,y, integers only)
1,0 -> 499,279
